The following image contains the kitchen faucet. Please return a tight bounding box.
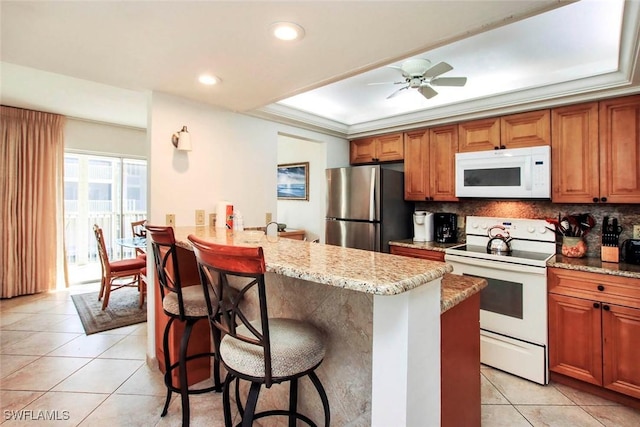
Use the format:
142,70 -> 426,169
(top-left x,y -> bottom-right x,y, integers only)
265,221 -> 279,237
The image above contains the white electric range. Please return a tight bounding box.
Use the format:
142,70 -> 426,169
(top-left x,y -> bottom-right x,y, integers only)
445,216 -> 556,385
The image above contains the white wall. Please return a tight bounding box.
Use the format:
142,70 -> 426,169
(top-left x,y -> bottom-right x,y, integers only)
148,92 -> 348,229
64,118 -> 146,157
277,134 -> 327,242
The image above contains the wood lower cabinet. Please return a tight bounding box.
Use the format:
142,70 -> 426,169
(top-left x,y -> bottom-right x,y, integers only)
389,245 -> 445,262
548,268 -> 640,400
350,133 -> 403,164
403,126 -> 457,202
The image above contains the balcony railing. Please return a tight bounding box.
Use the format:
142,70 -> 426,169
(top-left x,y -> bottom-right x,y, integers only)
65,212 -> 146,265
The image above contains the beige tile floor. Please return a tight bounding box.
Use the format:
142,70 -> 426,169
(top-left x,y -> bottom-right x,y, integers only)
1,284 -> 640,426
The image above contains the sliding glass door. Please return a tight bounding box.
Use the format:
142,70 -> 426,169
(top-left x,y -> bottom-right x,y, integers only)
64,153 -> 147,284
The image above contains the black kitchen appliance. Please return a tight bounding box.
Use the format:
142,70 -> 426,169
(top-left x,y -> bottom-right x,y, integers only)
622,239 -> 640,265
434,212 -> 457,243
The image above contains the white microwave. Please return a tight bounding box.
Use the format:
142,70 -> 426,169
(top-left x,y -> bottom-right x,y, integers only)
455,146 -> 551,198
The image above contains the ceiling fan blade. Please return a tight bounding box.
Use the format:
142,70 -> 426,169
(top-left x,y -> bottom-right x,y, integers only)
387,86 -> 409,99
367,81 -> 405,86
422,61 -> 453,79
430,77 -> 467,87
418,84 -> 438,99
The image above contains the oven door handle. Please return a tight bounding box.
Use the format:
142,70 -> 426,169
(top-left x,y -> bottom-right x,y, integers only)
444,254 -> 547,275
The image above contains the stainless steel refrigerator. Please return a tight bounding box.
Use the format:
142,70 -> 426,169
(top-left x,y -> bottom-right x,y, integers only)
325,165 -> 411,252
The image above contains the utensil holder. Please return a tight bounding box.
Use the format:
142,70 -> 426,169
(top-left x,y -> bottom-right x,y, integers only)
562,236 -> 587,258
601,246 -> 619,263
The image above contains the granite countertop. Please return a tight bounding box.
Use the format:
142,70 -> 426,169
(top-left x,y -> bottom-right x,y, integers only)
440,273 -> 487,314
547,255 -> 640,279
171,226 -> 452,296
389,239 -> 463,252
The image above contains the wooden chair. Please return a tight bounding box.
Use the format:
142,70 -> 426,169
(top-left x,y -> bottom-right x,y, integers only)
131,219 -> 147,257
93,224 -> 146,310
188,235 -> 330,427
146,225 -> 222,427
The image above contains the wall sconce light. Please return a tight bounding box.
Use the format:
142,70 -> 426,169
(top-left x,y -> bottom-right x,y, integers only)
171,126 -> 192,151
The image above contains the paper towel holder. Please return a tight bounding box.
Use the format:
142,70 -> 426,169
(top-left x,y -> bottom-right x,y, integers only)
171,126 -> 192,151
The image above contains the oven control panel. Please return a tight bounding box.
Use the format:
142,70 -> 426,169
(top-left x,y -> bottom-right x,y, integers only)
466,216 -> 555,243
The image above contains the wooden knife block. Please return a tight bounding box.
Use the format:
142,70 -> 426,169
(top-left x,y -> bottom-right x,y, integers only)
601,246 -> 619,263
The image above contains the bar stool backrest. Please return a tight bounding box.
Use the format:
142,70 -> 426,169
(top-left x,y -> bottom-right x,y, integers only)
146,225 -> 187,320
188,235 -> 276,386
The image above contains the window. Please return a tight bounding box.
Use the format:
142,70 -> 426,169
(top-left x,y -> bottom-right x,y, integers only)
64,153 -> 147,284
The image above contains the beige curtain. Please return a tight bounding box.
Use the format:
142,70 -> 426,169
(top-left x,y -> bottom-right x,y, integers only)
1,106 -> 67,298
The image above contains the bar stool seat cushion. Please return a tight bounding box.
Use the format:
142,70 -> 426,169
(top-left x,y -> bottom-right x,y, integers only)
162,285 -> 216,318
110,257 -> 146,272
221,318 -> 325,378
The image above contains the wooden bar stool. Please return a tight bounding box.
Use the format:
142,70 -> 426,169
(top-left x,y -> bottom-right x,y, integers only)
146,225 -> 221,427
188,235 -> 330,427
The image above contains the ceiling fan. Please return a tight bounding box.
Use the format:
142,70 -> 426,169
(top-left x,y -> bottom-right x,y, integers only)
370,58 -> 467,100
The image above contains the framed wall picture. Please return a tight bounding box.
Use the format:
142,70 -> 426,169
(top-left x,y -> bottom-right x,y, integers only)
277,162 -> 309,200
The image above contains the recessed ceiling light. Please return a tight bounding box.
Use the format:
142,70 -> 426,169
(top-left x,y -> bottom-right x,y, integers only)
270,22 -> 305,41
198,74 -> 220,85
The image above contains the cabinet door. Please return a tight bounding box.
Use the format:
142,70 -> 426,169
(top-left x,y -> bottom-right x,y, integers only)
501,110 -> 551,148
599,95 -> 640,203
551,102 -> 599,203
350,137 -> 377,164
376,133 -> 404,162
404,129 -> 430,201
458,117 -> 501,152
602,303 -> 640,399
429,125 -> 458,201
548,293 -> 602,386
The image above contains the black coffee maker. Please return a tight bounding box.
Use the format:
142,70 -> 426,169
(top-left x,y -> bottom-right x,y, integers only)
434,213 -> 457,243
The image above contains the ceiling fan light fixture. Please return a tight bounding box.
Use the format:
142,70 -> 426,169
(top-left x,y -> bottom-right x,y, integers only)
270,22 -> 305,41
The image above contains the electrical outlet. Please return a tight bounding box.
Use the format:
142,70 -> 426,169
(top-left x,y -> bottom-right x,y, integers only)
209,213 -> 216,227
634,225 -> 640,239
166,214 -> 175,227
195,209 -> 205,226
265,212 -> 272,224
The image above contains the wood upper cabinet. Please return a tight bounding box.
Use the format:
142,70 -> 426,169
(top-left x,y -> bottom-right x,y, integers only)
350,133 -> 403,164
404,126 -> 458,202
458,110 -> 550,152
501,109 -> 551,148
551,102 -> 600,203
548,267 -> 640,399
458,117 -> 501,152
598,95 -> 640,203
552,96 -> 640,204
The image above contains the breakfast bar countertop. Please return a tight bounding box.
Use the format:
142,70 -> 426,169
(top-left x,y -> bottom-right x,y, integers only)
171,226 -> 452,296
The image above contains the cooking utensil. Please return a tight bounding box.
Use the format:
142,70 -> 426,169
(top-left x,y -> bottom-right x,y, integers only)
486,225 -> 513,255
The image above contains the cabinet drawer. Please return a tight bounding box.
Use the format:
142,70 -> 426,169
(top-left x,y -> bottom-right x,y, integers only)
390,245 -> 445,262
548,268 -> 640,309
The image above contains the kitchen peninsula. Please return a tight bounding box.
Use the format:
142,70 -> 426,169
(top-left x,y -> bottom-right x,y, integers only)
158,226 -> 480,426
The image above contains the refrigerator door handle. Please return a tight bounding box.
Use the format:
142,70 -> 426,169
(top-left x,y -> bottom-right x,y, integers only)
369,167 -> 376,221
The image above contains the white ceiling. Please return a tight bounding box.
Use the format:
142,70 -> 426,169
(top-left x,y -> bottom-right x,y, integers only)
1,1 -> 639,137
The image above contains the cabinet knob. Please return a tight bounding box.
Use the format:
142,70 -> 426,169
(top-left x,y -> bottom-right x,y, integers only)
603,305 -> 610,311
600,197 -> 607,203
597,285 -> 605,291
593,302 -> 600,309
494,146 -> 500,150
500,145 -> 506,149
593,197 -> 599,203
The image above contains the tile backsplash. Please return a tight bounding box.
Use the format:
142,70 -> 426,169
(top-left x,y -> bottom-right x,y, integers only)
415,200 -> 639,257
